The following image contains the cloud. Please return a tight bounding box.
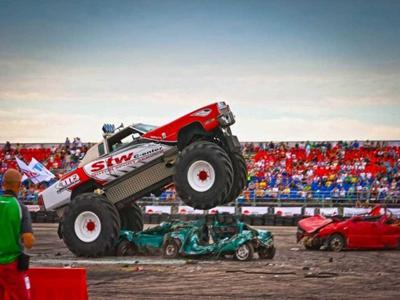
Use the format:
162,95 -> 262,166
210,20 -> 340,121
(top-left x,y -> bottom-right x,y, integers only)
1,106 -> 399,143
1,57 -> 399,142
1,56 -> 399,106
0,108 -> 176,143
235,116 -> 400,141
0,109 -> 96,142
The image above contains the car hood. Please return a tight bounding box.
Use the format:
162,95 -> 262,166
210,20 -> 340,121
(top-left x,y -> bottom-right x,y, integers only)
298,215 -> 333,234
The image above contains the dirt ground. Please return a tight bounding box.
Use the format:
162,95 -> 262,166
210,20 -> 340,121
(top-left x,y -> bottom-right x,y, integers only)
30,224 -> 400,299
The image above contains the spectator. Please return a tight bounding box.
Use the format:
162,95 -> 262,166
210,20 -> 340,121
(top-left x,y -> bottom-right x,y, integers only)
0,169 -> 35,299
64,137 -> 71,150
1,139 -> 399,205
245,140 -> 400,203
3,141 -> 11,152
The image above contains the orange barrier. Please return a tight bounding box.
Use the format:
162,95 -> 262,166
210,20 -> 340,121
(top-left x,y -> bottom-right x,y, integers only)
28,267 -> 88,300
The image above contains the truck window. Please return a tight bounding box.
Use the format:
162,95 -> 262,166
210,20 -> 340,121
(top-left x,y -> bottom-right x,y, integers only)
98,143 -> 105,156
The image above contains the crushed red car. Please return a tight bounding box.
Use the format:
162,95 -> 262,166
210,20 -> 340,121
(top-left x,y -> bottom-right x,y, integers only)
297,206 -> 400,251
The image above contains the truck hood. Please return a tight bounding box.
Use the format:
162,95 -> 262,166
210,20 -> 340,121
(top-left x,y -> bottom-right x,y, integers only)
298,215 -> 333,234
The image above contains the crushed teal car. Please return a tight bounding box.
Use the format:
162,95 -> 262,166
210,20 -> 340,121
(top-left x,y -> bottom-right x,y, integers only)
117,216 -> 275,261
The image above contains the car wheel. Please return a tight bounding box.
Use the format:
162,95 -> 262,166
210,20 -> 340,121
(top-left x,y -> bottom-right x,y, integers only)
328,234 -> 345,252
174,141 -> 233,209
162,238 -> 181,258
116,240 -> 136,256
258,246 -> 275,259
234,242 -> 254,261
304,237 -> 321,250
62,193 -> 120,257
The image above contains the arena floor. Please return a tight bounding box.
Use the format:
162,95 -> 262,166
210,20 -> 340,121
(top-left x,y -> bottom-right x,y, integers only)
30,224 -> 400,299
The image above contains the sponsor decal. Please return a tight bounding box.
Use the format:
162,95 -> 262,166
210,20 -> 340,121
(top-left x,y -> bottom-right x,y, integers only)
85,144 -> 164,180
90,152 -> 135,172
56,174 -> 80,193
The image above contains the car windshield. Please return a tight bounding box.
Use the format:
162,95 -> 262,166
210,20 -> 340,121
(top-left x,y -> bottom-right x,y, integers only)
132,123 -> 157,133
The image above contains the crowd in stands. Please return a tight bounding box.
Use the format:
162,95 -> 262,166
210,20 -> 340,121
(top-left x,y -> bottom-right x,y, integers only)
240,141 -> 400,204
1,139 -> 400,205
0,138 -> 89,203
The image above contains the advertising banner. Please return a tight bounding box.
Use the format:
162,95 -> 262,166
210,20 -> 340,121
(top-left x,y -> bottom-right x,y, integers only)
178,206 -> 204,215
240,206 -> 269,215
273,207 -> 302,216
208,206 -> 235,214
145,205 -> 171,214
343,207 -> 370,216
320,208 -> 339,216
26,205 -> 41,212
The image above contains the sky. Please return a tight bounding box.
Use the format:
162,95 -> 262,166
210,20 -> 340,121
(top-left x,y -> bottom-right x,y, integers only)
0,0 -> 399,143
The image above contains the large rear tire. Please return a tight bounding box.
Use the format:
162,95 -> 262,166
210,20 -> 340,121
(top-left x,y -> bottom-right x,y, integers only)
174,141 -> 233,209
118,203 -> 144,232
62,193 -> 120,257
221,151 -> 247,205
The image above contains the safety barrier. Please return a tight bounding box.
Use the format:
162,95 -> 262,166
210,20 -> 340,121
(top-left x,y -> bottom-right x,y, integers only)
30,210 -> 60,223
28,267 -> 88,300
141,205 -> 400,226
145,191 -> 400,205
30,203 -> 400,224
142,213 -> 306,226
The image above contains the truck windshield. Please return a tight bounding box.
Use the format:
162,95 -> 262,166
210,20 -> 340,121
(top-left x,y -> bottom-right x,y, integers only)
132,123 -> 157,133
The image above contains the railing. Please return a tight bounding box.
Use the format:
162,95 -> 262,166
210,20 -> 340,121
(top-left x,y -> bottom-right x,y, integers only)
18,188 -> 400,208
134,190 -> 400,209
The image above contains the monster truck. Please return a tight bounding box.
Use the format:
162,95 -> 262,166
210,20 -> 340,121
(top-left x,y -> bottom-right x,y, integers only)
41,102 -> 247,256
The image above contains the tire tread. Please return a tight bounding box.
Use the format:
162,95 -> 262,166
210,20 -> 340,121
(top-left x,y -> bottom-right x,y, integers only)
174,141 -> 233,209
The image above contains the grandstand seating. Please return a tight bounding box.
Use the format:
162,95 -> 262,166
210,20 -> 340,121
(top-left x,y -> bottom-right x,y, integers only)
241,141 -> 400,203
1,141 -> 400,205
0,141 -> 87,203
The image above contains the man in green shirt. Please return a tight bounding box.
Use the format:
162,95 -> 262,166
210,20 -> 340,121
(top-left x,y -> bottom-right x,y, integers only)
0,169 -> 35,300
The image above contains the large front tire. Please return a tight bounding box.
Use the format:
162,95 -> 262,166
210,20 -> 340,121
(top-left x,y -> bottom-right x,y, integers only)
174,141 -> 233,209
62,193 -> 120,257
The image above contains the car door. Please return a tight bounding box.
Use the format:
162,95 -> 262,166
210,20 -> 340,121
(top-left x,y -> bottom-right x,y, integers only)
377,215 -> 400,249
346,217 -> 381,249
